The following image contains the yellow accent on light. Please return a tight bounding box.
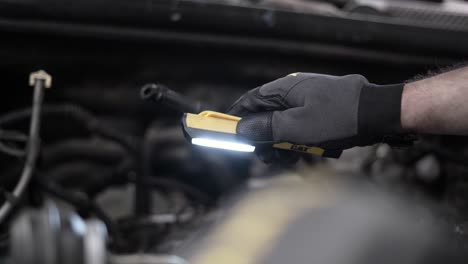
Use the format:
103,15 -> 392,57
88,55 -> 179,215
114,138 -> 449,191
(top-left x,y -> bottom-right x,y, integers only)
273,143 -> 325,156
288,72 -> 299,76
199,111 -> 241,121
186,113 -> 240,134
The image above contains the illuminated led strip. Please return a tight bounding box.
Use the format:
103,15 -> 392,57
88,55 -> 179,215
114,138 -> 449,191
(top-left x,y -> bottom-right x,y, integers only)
192,138 -> 255,152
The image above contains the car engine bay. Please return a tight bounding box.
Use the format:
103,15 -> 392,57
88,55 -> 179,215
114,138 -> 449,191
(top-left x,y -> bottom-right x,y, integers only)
1,0 -> 468,263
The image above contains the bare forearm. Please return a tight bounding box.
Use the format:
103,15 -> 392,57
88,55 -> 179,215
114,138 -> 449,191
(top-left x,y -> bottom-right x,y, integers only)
401,66 -> 468,135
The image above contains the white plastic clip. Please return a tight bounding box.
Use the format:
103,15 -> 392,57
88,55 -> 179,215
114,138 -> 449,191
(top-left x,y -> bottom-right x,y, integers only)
29,70 -> 52,88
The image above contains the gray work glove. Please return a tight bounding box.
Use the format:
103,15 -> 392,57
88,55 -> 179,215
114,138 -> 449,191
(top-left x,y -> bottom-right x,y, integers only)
227,73 -> 408,162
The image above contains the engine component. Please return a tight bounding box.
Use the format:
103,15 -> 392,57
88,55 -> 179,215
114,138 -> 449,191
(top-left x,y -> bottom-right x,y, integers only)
2,0 -> 468,260
183,174 -> 462,264
10,201 -> 107,264
140,84 -> 202,114
109,254 -> 188,264
0,70 -> 49,223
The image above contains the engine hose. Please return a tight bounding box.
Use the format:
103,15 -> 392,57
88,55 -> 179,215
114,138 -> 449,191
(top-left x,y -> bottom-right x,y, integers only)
0,78 -> 44,223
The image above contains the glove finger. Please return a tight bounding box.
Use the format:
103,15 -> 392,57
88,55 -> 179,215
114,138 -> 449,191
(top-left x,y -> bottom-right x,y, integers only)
256,146 -> 300,165
227,88 -> 288,116
236,112 -> 302,165
236,112 -> 274,143
236,108 -> 315,143
229,73 -> 321,116
271,107 -> 322,143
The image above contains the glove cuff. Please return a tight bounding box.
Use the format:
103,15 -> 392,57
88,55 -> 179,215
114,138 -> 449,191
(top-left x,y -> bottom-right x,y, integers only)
358,83 -> 404,138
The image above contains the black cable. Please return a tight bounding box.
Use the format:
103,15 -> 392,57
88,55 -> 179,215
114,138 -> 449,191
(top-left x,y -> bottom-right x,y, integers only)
0,129 -> 28,157
0,142 -> 25,157
41,139 -> 127,167
0,129 -> 28,142
0,79 -> 45,223
0,104 -> 136,155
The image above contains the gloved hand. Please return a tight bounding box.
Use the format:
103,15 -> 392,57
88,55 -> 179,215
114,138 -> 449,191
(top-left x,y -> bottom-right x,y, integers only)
227,73 -> 407,161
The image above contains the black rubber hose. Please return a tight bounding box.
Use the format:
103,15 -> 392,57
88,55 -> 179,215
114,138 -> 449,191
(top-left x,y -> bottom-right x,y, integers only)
41,158 -> 133,197
140,84 -> 202,113
0,79 -> 44,223
0,104 -> 136,155
41,139 -> 127,167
